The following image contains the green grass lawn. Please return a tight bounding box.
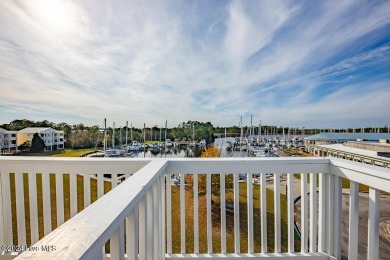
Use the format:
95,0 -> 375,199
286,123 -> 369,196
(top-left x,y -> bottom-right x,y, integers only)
9,173 -> 112,246
294,173 -> 370,192
170,181 -> 301,254
9,174 -> 298,254
13,148 -> 98,157
51,148 -> 98,157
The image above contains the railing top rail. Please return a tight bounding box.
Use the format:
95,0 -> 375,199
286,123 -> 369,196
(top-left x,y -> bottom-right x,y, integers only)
0,156 -> 152,174
16,159 -> 168,259
165,157 -> 331,174
330,158 -> 390,192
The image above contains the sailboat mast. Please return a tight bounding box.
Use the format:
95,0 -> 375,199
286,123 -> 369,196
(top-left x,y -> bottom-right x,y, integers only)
119,125 -> 122,146
104,118 -> 107,150
130,123 -> 133,141
143,123 -> 146,143
112,122 -> 115,149
165,120 -> 167,140
240,116 -> 243,152
258,120 -> 261,143
125,121 -> 128,146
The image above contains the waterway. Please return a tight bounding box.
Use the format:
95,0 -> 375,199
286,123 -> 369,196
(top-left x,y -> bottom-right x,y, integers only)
134,146 -> 204,158
133,138 -> 252,158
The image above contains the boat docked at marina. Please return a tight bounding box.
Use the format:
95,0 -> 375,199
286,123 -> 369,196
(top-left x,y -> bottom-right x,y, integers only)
128,141 -> 141,151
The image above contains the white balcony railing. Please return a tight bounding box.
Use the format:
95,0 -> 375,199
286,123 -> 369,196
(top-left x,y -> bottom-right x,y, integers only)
0,157 -> 388,259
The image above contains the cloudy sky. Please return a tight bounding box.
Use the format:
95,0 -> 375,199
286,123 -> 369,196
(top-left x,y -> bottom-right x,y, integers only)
1,0 -> 389,128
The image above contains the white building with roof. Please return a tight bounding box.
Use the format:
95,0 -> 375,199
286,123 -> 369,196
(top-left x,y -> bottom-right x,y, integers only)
17,127 -> 64,151
304,132 -> 390,168
0,127 -> 18,154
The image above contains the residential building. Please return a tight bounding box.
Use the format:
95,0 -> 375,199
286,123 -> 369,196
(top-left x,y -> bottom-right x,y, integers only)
0,127 -> 18,154
17,127 -> 64,150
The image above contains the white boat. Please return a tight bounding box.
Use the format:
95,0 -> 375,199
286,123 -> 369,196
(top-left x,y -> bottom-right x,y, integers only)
198,139 -> 206,146
165,139 -> 173,148
148,143 -> 159,150
128,141 -> 141,151
226,141 -> 233,151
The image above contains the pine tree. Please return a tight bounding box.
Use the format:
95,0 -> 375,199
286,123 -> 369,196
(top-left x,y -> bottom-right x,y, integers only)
31,133 -> 45,152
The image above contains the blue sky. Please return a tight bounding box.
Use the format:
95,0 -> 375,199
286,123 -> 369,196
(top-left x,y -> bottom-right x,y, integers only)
0,0 -> 389,128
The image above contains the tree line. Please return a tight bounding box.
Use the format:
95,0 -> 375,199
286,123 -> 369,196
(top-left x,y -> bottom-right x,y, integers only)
1,119 -> 388,149
0,119 -> 216,149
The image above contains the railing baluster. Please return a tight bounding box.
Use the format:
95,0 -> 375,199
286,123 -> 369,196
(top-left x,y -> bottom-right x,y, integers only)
157,176 -> 161,259
368,187 -> 380,260
234,173 -> 240,253
220,173 -> 226,254
83,173 -> 91,208
110,222 -> 124,260
28,172 -> 39,244
139,196 -> 147,260
126,207 -> 138,260
180,173 -> 185,254
274,173 -> 281,253
318,173 -> 327,252
260,173 -> 267,253
55,173 -> 65,229
146,186 -> 154,259
333,176 -> 342,259
287,173 -> 294,253
194,174 -> 199,253
153,181 -> 159,258
97,174 -> 104,198
348,181 -> 359,259
70,173 -> 77,217
1,172 -> 13,244
15,172 -> 26,245
161,173 -> 166,260
42,172 -> 52,236
309,173 -> 317,252
166,173 -> 172,254
247,173 -> 254,253
0,174 -> 4,245
327,174 -> 334,255
112,173 -> 118,189
207,174 -> 212,253
301,173 -> 308,252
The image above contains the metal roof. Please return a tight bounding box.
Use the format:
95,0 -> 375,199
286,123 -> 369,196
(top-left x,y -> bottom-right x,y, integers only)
317,144 -> 390,160
0,128 -> 17,133
18,127 -> 54,133
304,132 -> 390,141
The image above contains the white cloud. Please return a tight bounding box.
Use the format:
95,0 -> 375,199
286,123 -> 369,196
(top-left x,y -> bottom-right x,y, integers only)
0,0 -> 389,128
